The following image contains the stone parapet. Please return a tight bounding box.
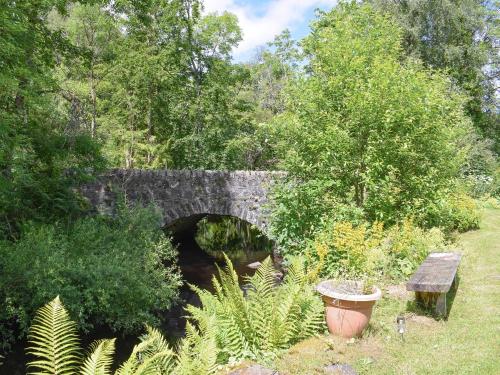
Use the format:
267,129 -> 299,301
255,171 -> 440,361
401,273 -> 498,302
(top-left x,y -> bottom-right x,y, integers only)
79,169 -> 286,234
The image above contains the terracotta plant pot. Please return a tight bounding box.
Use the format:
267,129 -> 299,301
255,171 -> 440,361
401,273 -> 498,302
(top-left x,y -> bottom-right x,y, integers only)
316,280 -> 382,338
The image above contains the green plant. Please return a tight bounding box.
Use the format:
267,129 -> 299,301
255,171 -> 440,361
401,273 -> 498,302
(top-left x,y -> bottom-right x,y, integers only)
187,256 -> 324,363
270,181 -> 365,254
22,260 -> 322,374
26,296 -> 217,375
269,1 -> 474,252
0,205 -> 181,349
384,219 -> 447,278
305,218 -> 449,281
276,208 -> 500,375
424,192 -> 481,232
0,0 -> 105,241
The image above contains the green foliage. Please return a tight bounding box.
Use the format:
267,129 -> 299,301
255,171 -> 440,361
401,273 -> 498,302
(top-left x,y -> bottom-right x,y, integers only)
114,326 -> 177,375
423,192 -> 481,232
25,296 -> 216,375
47,1 -> 260,170
269,2 -> 475,251
270,181 -> 365,253
460,132 -> 499,198
174,320 -> 218,375
0,205 -> 181,349
306,218 -> 449,281
81,339 -> 116,375
247,30 -> 302,118
0,0 -> 105,239
186,256 -> 324,363
369,0 -> 500,152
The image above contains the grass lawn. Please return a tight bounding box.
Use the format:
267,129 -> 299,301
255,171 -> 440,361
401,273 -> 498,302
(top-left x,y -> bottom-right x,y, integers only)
275,207 -> 500,375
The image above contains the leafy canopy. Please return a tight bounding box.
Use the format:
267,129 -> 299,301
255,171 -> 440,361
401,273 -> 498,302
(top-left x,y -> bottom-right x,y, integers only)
369,0 -> 500,151
0,0 -> 104,239
270,2 -> 474,250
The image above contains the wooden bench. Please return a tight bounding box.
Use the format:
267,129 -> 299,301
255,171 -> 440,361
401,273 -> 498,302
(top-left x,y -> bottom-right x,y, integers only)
406,252 -> 462,316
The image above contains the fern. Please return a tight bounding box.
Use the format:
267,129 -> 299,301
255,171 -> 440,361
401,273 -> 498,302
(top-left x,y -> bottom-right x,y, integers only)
114,326 -> 176,375
175,320 -> 218,375
25,257 -> 322,374
187,255 -> 323,362
27,296 -> 82,375
26,299 -> 181,375
81,339 -> 116,375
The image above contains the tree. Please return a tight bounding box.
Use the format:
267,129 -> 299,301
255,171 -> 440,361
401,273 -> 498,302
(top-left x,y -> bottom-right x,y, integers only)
74,0 -> 254,169
221,30 -> 303,170
49,3 -> 120,138
368,0 -> 500,152
270,2 -> 473,247
0,0 -> 103,239
249,30 -> 302,118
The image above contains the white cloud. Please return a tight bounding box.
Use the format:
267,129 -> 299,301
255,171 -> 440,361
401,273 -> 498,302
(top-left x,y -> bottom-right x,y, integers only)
203,0 -> 338,59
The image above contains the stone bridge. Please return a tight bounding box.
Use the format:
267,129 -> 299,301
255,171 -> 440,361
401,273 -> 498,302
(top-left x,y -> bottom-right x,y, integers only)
80,169 -> 285,234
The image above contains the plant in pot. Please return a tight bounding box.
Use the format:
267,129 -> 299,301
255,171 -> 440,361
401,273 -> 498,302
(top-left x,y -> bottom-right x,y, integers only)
306,220 -> 385,338
316,279 -> 381,338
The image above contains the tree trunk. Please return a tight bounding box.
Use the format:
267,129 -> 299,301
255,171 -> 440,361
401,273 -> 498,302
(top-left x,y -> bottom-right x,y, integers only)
89,65 -> 97,138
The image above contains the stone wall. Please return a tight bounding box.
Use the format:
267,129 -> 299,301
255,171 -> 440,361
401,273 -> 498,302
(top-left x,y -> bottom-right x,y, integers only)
79,169 -> 286,234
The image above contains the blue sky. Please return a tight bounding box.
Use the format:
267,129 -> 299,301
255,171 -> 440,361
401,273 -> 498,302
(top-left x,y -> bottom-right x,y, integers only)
203,0 -> 339,61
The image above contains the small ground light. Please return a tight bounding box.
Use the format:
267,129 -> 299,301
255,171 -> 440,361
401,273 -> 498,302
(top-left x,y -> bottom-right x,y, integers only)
396,314 -> 406,341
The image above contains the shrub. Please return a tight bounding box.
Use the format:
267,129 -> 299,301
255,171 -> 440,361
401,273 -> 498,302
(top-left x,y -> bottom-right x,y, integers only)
384,219 -> 448,278
423,192 -> 481,232
187,256 -> 324,363
305,218 -> 448,281
305,221 -> 385,279
0,205 -> 181,350
270,181 -> 365,254
481,197 -> 500,209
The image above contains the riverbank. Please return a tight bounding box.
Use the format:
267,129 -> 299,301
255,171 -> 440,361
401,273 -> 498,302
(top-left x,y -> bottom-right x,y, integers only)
271,207 -> 500,374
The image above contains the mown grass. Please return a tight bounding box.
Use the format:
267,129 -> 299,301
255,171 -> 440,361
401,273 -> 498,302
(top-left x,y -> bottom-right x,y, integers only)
275,208 -> 500,375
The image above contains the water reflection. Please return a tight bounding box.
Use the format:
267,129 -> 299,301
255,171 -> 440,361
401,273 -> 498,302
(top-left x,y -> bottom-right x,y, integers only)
179,216 -> 273,291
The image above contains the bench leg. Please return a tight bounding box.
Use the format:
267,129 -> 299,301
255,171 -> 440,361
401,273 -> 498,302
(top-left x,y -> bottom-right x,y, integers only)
435,293 -> 447,317
452,274 -> 458,291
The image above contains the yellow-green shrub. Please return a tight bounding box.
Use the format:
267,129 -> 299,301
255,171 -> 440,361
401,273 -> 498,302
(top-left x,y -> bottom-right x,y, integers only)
424,193 -> 480,232
384,218 -> 447,277
305,218 -> 448,281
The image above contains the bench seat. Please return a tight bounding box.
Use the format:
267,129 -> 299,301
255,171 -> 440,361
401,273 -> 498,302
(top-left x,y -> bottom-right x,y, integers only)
406,252 -> 462,316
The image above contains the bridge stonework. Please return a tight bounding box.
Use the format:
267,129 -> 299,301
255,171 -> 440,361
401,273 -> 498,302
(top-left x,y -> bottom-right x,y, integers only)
80,169 -> 285,234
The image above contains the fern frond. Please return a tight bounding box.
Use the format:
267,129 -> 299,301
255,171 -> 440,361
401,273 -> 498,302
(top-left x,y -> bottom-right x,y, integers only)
115,326 -> 176,375
130,351 -> 175,375
245,257 -> 276,299
175,320 -> 218,375
295,291 -> 324,340
27,296 -> 81,375
284,257 -> 307,286
245,259 -> 277,351
81,339 -> 115,375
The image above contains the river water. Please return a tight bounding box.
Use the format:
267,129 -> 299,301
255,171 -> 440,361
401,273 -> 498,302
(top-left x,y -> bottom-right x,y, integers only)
2,218 -> 272,373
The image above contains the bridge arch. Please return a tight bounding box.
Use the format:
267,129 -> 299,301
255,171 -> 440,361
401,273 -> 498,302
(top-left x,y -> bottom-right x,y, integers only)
80,169 -> 285,235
